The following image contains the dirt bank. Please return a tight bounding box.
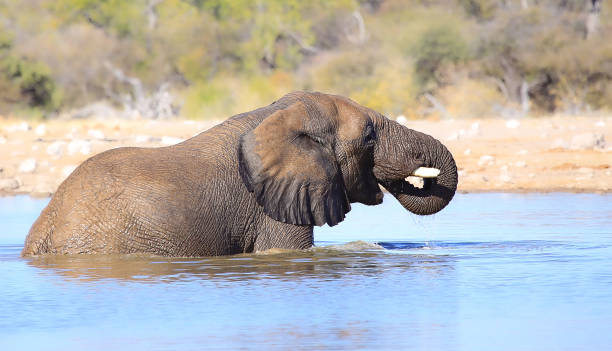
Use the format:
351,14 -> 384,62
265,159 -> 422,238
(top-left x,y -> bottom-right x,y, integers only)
0,116 -> 610,197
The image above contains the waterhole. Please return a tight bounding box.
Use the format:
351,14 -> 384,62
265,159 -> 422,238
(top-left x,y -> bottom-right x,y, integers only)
1,193 -> 611,350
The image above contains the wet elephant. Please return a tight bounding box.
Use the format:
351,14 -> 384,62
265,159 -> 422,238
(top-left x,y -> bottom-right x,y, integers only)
23,92 -> 457,257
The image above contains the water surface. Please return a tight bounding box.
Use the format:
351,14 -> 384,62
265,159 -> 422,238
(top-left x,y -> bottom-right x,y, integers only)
1,193 -> 611,350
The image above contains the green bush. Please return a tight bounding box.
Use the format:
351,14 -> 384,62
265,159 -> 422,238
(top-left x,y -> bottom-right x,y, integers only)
412,25 -> 470,90
1,0 -> 611,117
2,57 -> 62,111
0,27 -> 62,114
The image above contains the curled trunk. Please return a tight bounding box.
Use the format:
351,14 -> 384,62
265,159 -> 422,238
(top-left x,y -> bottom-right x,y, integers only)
373,118 -> 458,215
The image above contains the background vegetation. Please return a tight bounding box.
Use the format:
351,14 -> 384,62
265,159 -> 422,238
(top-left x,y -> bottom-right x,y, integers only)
0,0 -> 610,119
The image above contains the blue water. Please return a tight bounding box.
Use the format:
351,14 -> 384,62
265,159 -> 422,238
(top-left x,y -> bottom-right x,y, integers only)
1,193 -> 611,350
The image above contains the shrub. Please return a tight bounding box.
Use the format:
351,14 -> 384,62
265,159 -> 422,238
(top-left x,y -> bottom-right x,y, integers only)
437,78 -> 505,118
2,57 -> 62,111
412,25 -> 470,91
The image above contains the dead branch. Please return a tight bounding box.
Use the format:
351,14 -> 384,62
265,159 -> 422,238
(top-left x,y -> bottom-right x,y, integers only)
345,10 -> 368,44
423,93 -> 452,119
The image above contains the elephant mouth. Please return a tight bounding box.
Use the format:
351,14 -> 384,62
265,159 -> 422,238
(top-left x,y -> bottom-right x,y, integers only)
372,118 -> 458,216
410,167 -> 441,178
403,167 -> 440,189
379,166 -> 442,193
377,163 -> 456,216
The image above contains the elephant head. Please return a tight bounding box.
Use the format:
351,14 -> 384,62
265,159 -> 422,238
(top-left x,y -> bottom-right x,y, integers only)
238,92 -> 457,226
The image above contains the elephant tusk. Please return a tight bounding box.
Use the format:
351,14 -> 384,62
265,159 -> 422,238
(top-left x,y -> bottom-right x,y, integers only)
409,167 -> 440,179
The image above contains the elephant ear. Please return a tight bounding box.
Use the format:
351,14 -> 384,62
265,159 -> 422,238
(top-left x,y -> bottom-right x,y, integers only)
238,101 -> 350,227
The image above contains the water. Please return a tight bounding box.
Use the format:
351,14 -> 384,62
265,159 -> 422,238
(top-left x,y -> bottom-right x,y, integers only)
1,193 -> 611,350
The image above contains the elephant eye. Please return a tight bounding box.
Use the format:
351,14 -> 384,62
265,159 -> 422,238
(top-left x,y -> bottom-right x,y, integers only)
295,132 -> 325,146
364,125 -> 376,144
308,133 -> 326,145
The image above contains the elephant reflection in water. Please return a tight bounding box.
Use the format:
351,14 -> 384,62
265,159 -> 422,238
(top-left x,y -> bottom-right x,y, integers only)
23,92 -> 457,257
26,248 -> 453,283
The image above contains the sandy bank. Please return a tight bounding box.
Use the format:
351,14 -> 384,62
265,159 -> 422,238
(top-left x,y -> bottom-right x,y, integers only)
0,116 -> 610,197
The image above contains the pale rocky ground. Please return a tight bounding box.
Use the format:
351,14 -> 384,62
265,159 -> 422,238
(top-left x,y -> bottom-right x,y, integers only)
0,116 -> 610,197
406,117 -> 611,193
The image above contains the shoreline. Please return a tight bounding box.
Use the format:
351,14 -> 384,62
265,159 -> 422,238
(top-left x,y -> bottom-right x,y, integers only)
1,116 -> 610,198
2,188 -> 610,199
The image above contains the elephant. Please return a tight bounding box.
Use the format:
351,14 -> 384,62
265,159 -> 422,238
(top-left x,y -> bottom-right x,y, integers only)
22,91 -> 458,257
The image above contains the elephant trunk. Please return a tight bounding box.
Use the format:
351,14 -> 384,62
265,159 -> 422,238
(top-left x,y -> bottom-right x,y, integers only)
373,118 -> 458,215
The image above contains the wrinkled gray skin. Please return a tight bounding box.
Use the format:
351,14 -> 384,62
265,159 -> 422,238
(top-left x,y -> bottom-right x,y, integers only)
23,92 -> 457,257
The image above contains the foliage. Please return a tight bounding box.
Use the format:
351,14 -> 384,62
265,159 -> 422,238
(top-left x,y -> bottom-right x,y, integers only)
460,0 -> 497,20
0,0 -> 610,118
438,78 -> 505,118
412,24 -> 470,90
3,57 -> 62,108
0,28 -> 62,114
50,0 -> 148,38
